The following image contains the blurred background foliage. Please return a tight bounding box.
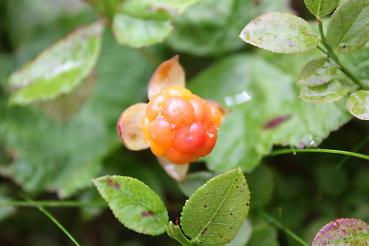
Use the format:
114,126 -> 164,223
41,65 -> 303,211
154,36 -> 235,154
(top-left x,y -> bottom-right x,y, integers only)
0,0 -> 368,245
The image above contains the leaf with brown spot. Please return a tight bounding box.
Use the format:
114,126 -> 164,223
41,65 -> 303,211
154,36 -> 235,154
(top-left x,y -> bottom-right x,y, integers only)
93,175 -> 169,235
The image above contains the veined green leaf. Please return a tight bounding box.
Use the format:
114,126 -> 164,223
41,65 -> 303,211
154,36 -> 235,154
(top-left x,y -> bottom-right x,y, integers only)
346,90 -> 369,120
179,171 -> 213,197
298,58 -> 338,86
93,176 -> 169,235
299,79 -> 356,104
240,12 -> 319,54
313,218 -> 369,245
226,219 -> 252,246
327,0 -> 369,52
304,0 -> 339,19
181,168 -> 250,245
8,21 -> 104,105
190,54 -> 351,172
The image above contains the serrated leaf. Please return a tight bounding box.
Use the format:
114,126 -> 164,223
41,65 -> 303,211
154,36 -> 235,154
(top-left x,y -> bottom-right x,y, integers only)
299,79 -> 355,104
180,168 -> 250,245
112,0 -> 200,47
8,21 -> 104,105
93,175 -> 169,235
313,218 -> 369,245
298,58 -> 338,86
240,12 -> 319,54
304,0 -> 339,19
190,54 -> 351,172
326,0 -> 369,53
168,0 -> 290,56
346,90 -> 369,120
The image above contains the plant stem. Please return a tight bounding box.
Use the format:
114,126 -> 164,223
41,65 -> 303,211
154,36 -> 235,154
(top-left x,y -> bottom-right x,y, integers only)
26,199 -> 81,246
318,21 -> 363,88
257,210 -> 309,246
0,200 -> 106,208
167,222 -> 193,246
269,148 -> 369,162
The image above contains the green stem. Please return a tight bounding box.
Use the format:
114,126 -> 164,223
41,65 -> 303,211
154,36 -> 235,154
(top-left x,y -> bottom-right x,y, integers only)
167,222 -> 193,246
26,199 -> 81,246
318,21 -> 363,88
257,210 -> 309,246
269,148 -> 369,162
0,200 -> 106,208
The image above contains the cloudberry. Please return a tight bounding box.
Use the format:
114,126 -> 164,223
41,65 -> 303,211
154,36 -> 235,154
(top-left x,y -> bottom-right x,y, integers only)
142,86 -> 221,164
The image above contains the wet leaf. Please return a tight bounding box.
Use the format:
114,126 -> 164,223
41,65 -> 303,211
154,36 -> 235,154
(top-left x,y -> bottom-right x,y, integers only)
304,0 -> 339,19
93,175 -> 169,235
299,79 -> 355,104
181,168 -> 250,245
327,0 -> 369,53
190,54 -> 351,172
240,12 -> 319,54
346,90 -> 369,120
8,21 -> 104,105
313,218 -> 369,245
298,58 -> 338,86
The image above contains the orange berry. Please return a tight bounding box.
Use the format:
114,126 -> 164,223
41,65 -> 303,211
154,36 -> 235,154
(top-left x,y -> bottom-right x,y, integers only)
142,86 -> 222,165
189,97 -> 206,122
149,117 -> 173,149
165,148 -> 193,164
163,97 -> 194,126
174,123 -> 207,153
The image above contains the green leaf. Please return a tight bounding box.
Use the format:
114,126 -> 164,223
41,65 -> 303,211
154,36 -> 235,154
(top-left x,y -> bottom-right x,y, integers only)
304,0 -> 339,19
179,171 -> 213,197
190,54 -> 351,172
226,219 -> 252,246
326,0 -> 369,53
168,0 -> 290,56
0,32 -> 156,197
93,175 -> 169,235
112,0 -> 200,47
113,14 -> 172,47
180,168 -> 250,245
313,218 -> 369,245
299,79 -> 356,104
8,21 -> 104,105
240,12 -> 319,54
346,90 -> 369,120
298,58 -> 338,86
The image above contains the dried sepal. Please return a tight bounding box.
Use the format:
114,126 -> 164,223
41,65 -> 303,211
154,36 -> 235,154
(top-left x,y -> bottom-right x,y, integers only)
148,55 -> 185,100
117,103 -> 149,151
157,157 -> 189,182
